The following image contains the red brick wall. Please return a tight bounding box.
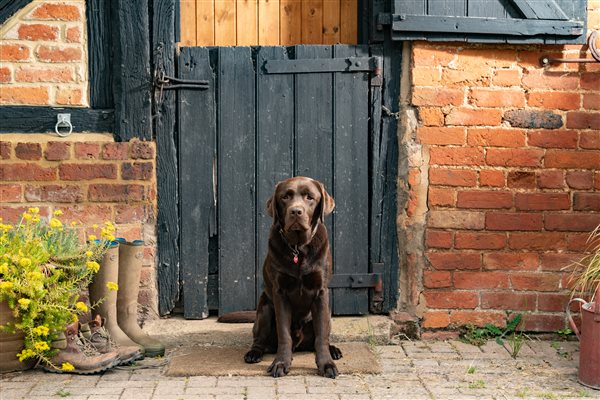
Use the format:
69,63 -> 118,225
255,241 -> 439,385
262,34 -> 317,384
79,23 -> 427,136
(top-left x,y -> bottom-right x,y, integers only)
405,5 -> 600,333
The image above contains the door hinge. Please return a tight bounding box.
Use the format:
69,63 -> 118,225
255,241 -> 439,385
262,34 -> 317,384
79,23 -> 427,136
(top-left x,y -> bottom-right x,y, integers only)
264,57 -> 382,75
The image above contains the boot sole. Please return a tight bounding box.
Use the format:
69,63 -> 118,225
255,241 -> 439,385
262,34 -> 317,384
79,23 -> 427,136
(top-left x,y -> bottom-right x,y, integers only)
42,359 -> 119,375
118,352 -> 144,365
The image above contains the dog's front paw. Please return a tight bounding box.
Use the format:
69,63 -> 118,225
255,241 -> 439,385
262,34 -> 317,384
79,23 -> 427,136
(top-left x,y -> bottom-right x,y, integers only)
244,349 -> 263,363
319,361 -> 338,379
329,345 -> 343,360
267,359 -> 290,378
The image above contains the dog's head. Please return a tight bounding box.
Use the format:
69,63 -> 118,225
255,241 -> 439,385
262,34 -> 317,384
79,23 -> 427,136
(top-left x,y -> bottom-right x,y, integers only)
266,177 -> 334,246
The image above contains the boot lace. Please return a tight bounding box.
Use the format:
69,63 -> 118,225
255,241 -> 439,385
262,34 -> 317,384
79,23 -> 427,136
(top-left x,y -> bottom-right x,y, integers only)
75,334 -> 102,357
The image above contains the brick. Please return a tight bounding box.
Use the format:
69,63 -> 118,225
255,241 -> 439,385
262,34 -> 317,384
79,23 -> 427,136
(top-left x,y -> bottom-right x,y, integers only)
428,187 -> 455,207
455,232 -> 506,250
457,191 -> 513,209
59,164 -> 117,181
31,3 -> 81,20
88,184 -> 145,202
566,171 -> 593,189
417,127 -> 465,145
479,170 -> 504,187
66,26 -> 81,43
0,66 -> 10,83
540,253 -> 581,272
597,172 -> 600,190
521,70 -> 579,90
412,46 -> 455,67
537,170 -> 564,189
0,86 -> 49,105
441,68 -> 491,87
508,232 -> 566,250
102,143 -> 130,160
492,69 -> 520,87
60,205 -> 112,225
507,171 -> 536,189
426,230 -> 453,249
15,143 -> 41,160
0,184 -> 22,202
424,291 -> 478,309
486,148 -> 544,167
510,273 -> 561,292
429,147 -> 484,166
485,212 -> 543,231
412,67 -> 441,86
574,193 -> 600,211
545,214 -> 600,232
527,129 -> 578,149
56,88 -> 83,106
536,293 -> 570,313
422,311 -> 450,329
0,44 -> 29,61
454,271 -> 510,289
428,210 -> 484,230
469,89 -> 525,107
583,93 -> 600,110
515,193 -> 570,211
580,132 -> 600,149
429,168 -> 477,187
74,143 -> 101,159
418,107 -> 444,127
467,128 -> 526,147
24,185 -> 83,203
581,72 -> 600,90
115,205 -> 147,224
423,271 -> 452,289
121,162 -> 154,181
503,110 -> 563,129
427,252 -> 481,271
483,252 -> 539,271
526,92 -> 580,110
480,292 -> 536,311
44,141 -> 71,161
0,163 -> 56,181
36,46 -> 82,63
15,65 -> 75,83
446,108 -> 502,126
412,88 -> 463,107
456,48 -> 496,70
0,206 -> 49,224
131,141 -> 155,159
545,150 -> 600,169
17,23 -> 58,40
0,142 -> 11,159
449,311 -> 506,328
566,111 -> 600,130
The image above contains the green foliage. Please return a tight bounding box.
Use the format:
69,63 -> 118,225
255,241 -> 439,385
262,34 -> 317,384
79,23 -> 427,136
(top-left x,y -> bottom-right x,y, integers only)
0,208 -> 113,371
461,314 -> 523,347
466,365 -> 476,374
468,380 -> 485,389
55,389 -> 71,397
556,328 -> 573,339
566,224 -> 600,300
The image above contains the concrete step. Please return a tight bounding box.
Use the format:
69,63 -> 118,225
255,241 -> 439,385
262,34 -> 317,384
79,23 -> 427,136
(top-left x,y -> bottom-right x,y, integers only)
144,315 -> 392,348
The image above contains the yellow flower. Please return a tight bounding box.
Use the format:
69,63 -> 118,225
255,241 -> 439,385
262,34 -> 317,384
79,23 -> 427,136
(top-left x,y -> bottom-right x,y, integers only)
0,281 -> 13,290
34,341 -> 50,351
18,298 -> 31,309
71,221 -> 77,227
61,362 -> 75,371
107,235 -> 116,241
75,302 -> 88,312
23,213 -> 32,221
86,261 -> 100,273
88,235 -> 97,241
32,216 -> 40,223
0,263 -> 8,275
28,207 -> 40,214
49,218 -> 63,229
19,258 -> 32,268
53,210 -> 63,216
17,349 -> 36,361
26,272 -> 43,281
92,224 -> 98,229
32,326 -> 50,336
106,282 -> 119,291
71,314 -> 79,323
85,251 -> 93,258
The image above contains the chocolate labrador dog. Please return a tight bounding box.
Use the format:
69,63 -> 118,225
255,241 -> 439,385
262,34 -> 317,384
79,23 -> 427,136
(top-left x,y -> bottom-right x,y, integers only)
245,176 -> 342,378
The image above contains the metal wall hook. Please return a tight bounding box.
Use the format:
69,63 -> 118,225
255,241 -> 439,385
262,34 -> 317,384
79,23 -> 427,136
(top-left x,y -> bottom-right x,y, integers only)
540,30 -> 600,66
55,113 -> 73,137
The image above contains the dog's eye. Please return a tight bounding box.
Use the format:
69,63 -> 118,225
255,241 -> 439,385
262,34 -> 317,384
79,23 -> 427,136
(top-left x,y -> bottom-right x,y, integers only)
306,194 -> 314,200
281,194 -> 290,200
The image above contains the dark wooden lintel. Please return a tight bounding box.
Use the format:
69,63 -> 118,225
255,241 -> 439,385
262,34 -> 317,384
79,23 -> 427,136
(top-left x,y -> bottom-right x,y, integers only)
0,107 -> 114,133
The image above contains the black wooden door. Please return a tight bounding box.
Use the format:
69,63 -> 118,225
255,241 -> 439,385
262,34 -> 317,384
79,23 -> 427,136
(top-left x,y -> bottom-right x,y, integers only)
177,45 -> 384,319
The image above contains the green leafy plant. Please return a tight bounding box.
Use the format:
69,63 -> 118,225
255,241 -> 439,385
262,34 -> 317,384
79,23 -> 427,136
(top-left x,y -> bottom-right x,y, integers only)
556,328 -> 573,339
461,314 -> 523,347
0,208 -> 114,371
468,380 -> 485,389
566,225 -> 600,300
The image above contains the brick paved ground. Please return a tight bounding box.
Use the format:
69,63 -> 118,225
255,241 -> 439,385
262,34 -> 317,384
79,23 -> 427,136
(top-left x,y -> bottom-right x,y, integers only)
0,340 -> 593,400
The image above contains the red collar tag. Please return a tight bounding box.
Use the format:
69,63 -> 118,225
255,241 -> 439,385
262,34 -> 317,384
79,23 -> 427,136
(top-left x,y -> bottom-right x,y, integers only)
293,255 -> 299,264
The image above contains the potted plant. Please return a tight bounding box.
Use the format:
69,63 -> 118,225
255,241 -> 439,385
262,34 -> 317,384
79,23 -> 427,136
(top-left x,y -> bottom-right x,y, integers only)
0,208 -> 113,373
566,225 -> 600,390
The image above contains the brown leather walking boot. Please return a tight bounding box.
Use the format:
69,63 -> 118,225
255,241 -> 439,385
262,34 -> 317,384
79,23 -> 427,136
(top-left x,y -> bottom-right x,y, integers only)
80,315 -> 142,365
44,322 -> 118,374
116,239 -> 165,357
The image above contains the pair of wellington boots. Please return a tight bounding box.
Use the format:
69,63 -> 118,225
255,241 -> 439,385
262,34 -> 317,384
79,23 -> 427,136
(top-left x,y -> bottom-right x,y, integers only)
88,239 -> 165,359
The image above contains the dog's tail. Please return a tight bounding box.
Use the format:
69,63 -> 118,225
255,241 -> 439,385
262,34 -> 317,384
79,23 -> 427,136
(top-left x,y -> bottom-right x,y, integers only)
217,310 -> 256,323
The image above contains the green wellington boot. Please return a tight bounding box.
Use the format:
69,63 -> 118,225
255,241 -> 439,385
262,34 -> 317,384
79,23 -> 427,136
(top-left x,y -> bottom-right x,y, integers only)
88,242 -> 144,355
116,238 -> 165,357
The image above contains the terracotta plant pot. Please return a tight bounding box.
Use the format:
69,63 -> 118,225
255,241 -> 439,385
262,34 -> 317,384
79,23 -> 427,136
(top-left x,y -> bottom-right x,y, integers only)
0,300 -> 34,373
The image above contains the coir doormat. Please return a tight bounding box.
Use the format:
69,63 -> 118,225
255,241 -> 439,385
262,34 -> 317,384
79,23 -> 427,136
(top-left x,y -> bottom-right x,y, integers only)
165,342 -> 381,376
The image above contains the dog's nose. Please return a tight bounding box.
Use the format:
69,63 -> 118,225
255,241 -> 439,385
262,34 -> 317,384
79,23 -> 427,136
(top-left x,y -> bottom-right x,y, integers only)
290,207 -> 303,217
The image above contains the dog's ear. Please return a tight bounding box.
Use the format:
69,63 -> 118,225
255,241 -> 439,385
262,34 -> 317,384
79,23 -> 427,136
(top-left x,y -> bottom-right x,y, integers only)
266,182 -> 281,219
314,180 -> 335,223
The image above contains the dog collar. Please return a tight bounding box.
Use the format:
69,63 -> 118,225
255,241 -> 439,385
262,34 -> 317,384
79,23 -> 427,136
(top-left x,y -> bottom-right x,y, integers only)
279,229 -> 300,264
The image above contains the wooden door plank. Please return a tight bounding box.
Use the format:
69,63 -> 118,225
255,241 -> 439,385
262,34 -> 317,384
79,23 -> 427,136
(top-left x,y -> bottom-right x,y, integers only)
331,44 -> 369,315
280,0 -> 302,45
215,0 -> 237,45
218,47 -> 257,314
323,0 -> 341,44
302,0 -> 323,44
259,0 -> 280,45
178,47 -> 214,319
427,0 -> 466,16
256,46 -> 295,303
340,0 -> 357,44
237,0 -> 258,45
179,0 -> 196,45
196,0 -> 215,45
